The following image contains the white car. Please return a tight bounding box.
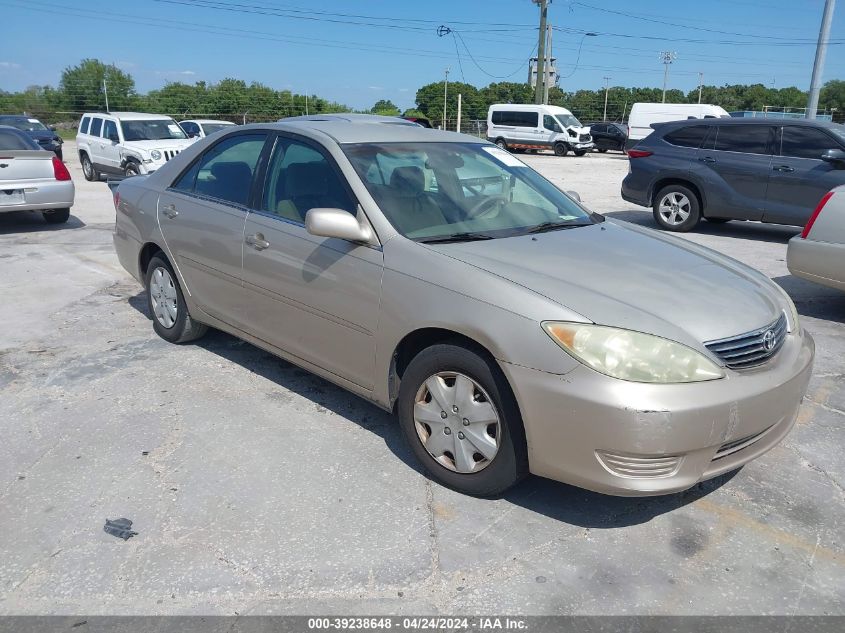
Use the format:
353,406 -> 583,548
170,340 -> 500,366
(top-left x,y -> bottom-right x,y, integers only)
76,112 -> 197,180
178,119 -> 236,139
626,102 -> 730,149
486,104 -> 594,156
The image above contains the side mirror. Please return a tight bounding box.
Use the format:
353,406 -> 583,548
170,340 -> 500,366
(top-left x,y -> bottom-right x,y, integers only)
306,208 -> 374,243
821,149 -> 845,167
566,191 -> 582,202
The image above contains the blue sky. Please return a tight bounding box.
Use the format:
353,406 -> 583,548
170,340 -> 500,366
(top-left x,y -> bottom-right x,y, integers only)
2,0 -> 843,110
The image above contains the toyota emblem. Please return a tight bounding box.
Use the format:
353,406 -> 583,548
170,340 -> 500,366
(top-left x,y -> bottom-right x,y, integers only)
762,329 -> 776,352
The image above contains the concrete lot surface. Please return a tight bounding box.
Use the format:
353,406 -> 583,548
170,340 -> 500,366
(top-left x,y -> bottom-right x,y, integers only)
1,144 -> 843,615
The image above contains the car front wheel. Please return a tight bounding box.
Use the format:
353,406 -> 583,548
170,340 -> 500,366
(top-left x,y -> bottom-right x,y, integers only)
145,255 -> 208,344
124,162 -> 141,177
397,343 -> 528,496
653,185 -> 701,232
553,142 -> 568,156
574,150 -> 588,157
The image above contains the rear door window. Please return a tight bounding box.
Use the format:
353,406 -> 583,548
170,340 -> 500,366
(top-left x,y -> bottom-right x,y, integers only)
713,125 -> 772,155
79,116 -> 90,135
89,117 -> 103,137
663,125 -> 709,148
780,126 -> 841,160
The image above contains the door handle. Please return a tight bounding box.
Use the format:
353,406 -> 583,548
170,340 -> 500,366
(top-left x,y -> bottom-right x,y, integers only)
245,233 -> 270,251
773,165 -> 795,173
698,156 -> 716,164
161,204 -> 179,219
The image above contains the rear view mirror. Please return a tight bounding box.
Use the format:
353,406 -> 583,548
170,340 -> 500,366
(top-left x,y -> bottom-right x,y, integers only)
306,208 -> 374,244
821,149 -> 845,167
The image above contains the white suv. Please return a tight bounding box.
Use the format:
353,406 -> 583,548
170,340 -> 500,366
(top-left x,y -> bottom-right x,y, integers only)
76,112 -> 197,180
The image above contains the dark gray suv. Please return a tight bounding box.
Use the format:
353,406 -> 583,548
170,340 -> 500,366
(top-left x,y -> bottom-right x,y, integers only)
621,118 -> 845,232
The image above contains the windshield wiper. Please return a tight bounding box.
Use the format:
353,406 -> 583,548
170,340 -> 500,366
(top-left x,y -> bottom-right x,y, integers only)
524,221 -> 593,234
418,232 -> 496,244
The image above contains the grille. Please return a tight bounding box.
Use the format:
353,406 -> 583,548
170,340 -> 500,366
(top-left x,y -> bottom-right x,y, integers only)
596,451 -> 681,479
579,134 -> 591,142
713,425 -> 773,461
704,313 -> 787,370
163,150 -> 181,161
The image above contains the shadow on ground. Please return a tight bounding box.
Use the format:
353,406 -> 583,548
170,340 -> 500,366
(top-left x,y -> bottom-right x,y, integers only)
773,274 -> 845,325
0,211 -> 85,234
604,210 -> 801,245
128,291 -> 734,530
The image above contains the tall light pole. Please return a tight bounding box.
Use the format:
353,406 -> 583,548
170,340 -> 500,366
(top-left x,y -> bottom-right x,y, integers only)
698,72 -> 704,104
443,67 -> 450,129
543,23 -> 553,105
807,0 -> 836,119
603,76 -> 610,121
533,0 -> 549,105
660,51 -> 677,103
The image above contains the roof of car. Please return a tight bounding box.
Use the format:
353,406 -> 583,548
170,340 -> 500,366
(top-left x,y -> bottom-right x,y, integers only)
0,115 -> 35,120
270,113 -> 485,144
662,117 -> 843,130
83,112 -> 175,120
181,119 -> 236,125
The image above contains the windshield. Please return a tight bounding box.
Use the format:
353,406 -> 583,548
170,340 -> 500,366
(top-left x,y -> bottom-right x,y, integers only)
2,118 -> 48,131
121,119 -> 187,141
344,142 -> 597,241
201,123 -> 233,135
556,114 -> 582,129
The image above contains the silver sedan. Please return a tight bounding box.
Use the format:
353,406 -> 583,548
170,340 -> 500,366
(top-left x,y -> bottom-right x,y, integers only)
0,125 -> 74,224
788,184 -> 845,292
112,114 -> 813,497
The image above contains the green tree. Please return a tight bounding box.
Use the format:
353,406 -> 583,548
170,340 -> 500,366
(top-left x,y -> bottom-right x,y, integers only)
371,99 -> 400,115
820,79 -> 845,118
58,59 -> 136,113
415,81 -> 482,124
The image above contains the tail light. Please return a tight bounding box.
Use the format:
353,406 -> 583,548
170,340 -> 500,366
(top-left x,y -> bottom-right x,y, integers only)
113,190 -> 121,211
627,149 -> 653,158
801,191 -> 834,238
52,155 -> 71,181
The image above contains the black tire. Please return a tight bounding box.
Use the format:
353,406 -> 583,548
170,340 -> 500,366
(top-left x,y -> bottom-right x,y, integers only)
124,161 -> 141,177
144,255 -> 208,344
43,208 -> 70,224
397,342 -> 528,497
705,217 -> 731,224
553,142 -> 568,157
652,184 -> 702,232
574,150 -> 588,157
80,153 -> 97,182
597,148 -> 608,153
494,138 -> 508,151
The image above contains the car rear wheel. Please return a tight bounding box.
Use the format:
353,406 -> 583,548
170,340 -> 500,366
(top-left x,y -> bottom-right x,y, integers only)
81,153 -> 97,182
145,255 -> 208,344
574,150 -> 588,157
42,208 -> 70,224
494,138 -> 509,151
397,343 -> 528,496
653,185 -> 701,232
597,148 -> 608,153
553,142 -> 568,157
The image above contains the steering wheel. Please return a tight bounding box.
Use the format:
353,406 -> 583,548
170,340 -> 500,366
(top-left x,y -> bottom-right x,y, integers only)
465,195 -> 508,220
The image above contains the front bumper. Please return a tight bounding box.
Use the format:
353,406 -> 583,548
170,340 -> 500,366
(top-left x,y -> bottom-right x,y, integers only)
501,329 -> 814,496
572,141 -> 595,150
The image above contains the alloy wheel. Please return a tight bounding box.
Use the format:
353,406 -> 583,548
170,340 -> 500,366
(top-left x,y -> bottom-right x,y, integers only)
149,267 -> 178,329
658,192 -> 692,226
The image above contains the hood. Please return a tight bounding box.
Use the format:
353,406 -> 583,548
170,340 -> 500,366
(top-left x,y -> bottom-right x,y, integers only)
425,220 -> 782,347
123,138 -> 196,152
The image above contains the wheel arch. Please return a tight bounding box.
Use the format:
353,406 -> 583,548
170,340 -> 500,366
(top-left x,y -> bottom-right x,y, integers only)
138,242 -> 168,286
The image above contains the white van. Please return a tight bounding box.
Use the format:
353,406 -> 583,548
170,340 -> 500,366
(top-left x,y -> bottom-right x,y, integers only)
486,104 -> 594,156
626,103 -> 730,148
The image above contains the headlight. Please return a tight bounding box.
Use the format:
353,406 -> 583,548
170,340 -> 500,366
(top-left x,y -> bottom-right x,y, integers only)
542,322 -> 725,383
150,150 -> 162,161
774,284 -> 800,334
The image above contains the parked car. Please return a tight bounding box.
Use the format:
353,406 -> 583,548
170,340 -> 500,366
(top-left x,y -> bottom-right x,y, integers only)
0,115 -> 64,160
402,116 -> 433,128
113,114 -> 812,497
587,122 -> 628,152
627,103 -> 730,149
788,185 -> 845,292
179,119 -> 236,138
487,104 -> 594,156
622,118 -> 845,232
0,125 -> 74,224
76,112 -> 197,180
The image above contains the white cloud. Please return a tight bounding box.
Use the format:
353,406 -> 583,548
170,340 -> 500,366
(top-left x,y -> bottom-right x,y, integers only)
368,85 -> 383,91
0,61 -> 21,70
154,69 -> 196,76
397,88 -> 410,93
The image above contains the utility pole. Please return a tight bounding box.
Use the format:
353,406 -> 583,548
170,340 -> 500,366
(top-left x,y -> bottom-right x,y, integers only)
533,0 -> 548,105
807,0 -> 836,119
456,93 -> 462,132
543,23 -> 553,105
602,76 -> 610,121
443,67 -> 450,129
103,77 -> 109,112
660,51 -> 677,103
698,72 -> 704,104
